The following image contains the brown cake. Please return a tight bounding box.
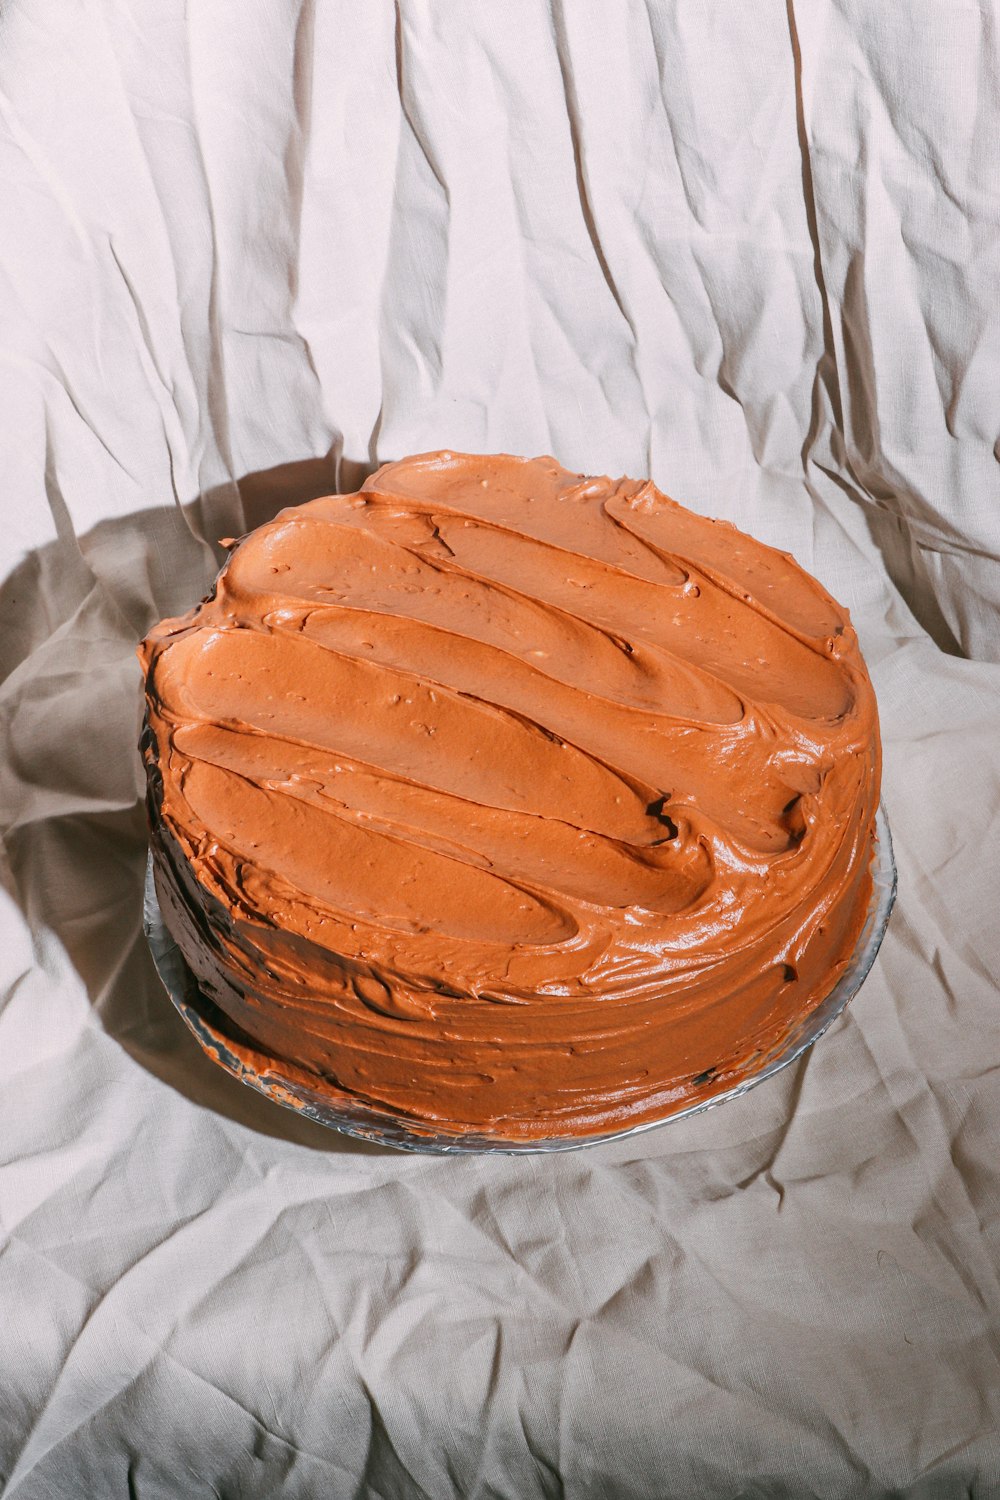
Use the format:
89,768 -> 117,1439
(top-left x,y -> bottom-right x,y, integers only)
139,451 -> 881,1142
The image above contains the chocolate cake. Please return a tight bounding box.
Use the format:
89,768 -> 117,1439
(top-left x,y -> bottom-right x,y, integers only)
139,452 -> 881,1141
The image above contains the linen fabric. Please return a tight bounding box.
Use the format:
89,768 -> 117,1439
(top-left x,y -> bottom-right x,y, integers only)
1,3 -> 998,1496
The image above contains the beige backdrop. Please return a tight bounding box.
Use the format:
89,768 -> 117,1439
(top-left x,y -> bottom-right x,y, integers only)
1,2 -> 998,1496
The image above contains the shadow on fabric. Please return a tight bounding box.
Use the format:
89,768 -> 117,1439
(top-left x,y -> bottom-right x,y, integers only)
1,454 -> 396,1157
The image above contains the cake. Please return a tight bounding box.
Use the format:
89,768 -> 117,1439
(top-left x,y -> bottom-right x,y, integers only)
139,451 -> 881,1143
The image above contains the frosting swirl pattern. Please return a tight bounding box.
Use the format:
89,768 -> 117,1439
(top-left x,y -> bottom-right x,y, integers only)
140,452 -> 881,1140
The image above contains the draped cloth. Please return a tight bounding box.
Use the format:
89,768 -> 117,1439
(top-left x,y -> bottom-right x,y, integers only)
1,4 -> 997,1495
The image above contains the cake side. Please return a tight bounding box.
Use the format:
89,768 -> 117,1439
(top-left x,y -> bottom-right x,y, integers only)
139,451 -> 881,1140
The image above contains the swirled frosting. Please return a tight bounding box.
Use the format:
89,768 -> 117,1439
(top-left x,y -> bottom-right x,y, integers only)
139,451 -> 880,1141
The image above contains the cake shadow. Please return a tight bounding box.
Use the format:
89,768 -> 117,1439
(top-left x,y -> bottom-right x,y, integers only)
2,455 -> 396,1157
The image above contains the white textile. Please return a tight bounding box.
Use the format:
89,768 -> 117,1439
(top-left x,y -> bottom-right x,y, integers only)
1,3 -> 998,1496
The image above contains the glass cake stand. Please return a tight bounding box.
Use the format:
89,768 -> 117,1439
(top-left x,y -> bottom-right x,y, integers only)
144,804 -> 896,1155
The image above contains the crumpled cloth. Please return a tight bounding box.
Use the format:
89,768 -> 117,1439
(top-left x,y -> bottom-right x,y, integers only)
1,3 -> 998,1497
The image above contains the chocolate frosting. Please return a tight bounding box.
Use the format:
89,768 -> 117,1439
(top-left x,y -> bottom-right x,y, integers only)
139,452 -> 881,1140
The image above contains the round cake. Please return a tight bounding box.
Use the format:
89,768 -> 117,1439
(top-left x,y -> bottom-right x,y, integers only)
139,451 -> 881,1143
